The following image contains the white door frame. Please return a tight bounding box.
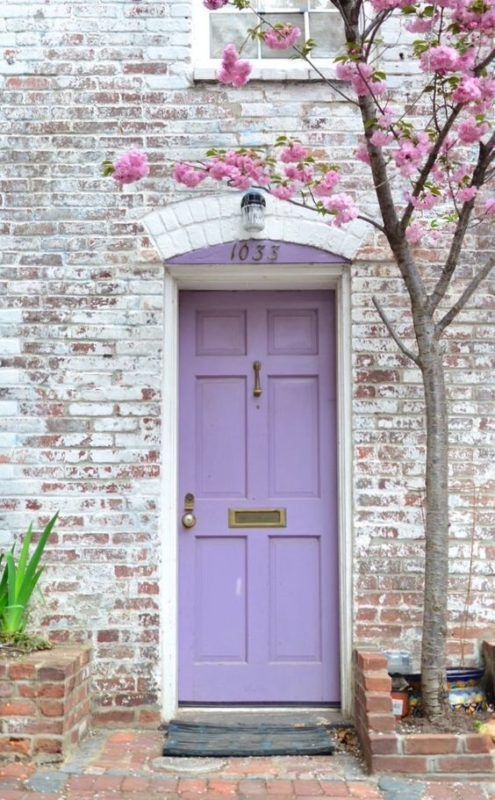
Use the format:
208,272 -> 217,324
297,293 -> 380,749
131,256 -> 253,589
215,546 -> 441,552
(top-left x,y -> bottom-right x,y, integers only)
159,262 -> 354,720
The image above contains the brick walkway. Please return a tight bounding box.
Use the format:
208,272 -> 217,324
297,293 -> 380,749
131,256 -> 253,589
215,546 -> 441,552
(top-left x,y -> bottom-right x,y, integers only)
0,730 -> 494,800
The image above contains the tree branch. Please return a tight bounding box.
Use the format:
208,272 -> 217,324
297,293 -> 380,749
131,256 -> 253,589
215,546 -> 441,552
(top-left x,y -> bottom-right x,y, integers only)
359,95 -> 428,310
427,139 -> 494,314
400,105 -> 463,230
436,258 -> 495,334
372,296 -> 420,364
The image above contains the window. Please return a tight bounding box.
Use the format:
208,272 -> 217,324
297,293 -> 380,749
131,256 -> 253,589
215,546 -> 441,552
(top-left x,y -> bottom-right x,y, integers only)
194,0 -> 345,79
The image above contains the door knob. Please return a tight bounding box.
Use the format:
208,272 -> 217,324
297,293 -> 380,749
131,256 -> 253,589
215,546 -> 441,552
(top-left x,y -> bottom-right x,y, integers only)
181,492 -> 196,529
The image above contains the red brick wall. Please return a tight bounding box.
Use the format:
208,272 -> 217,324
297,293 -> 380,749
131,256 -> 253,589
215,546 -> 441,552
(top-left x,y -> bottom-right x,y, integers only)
354,650 -> 495,775
0,1 -> 494,720
0,646 -> 91,762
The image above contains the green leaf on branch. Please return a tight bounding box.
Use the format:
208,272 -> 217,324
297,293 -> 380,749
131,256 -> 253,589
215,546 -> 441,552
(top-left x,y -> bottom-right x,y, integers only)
412,39 -> 433,56
102,160 -> 115,177
300,38 -> 316,57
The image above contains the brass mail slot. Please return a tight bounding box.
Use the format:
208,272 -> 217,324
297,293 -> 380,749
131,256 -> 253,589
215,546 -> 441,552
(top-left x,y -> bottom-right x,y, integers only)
228,508 -> 287,528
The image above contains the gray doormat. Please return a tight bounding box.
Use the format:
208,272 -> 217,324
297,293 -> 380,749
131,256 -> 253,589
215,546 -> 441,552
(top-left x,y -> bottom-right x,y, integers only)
162,719 -> 335,757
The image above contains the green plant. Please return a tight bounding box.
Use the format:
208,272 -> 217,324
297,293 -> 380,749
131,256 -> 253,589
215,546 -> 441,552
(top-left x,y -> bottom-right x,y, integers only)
0,513 -> 58,635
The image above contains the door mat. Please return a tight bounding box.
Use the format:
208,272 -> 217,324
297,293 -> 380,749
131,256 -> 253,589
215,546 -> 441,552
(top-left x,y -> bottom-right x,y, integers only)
162,719 -> 335,757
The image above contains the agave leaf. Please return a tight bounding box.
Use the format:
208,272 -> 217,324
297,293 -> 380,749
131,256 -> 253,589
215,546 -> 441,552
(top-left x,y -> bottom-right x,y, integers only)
16,524 -> 33,588
17,568 -> 44,608
6,553 -> 17,607
3,603 -> 26,634
17,513 -> 58,606
0,513 -> 58,635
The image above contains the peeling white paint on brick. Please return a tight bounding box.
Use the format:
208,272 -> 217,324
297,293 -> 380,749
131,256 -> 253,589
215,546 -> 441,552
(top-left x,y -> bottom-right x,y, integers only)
0,0 -> 493,722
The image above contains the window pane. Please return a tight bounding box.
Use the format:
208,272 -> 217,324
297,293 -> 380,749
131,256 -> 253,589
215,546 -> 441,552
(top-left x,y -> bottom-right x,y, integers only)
308,12 -> 345,57
260,0 -> 308,9
210,14 -> 258,58
309,0 -> 332,8
260,13 -> 304,59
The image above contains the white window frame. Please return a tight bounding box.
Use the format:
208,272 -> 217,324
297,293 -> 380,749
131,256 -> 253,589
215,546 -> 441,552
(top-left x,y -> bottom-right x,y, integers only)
193,1 -> 343,82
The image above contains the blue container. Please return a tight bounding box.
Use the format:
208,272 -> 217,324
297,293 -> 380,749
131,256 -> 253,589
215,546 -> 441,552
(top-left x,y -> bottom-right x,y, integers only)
405,667 -> 486,712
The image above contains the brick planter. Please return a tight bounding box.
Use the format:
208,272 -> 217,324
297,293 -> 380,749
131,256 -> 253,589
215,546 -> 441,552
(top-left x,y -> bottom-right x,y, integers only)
354,649 -> 495,775
0,645 -> 91,763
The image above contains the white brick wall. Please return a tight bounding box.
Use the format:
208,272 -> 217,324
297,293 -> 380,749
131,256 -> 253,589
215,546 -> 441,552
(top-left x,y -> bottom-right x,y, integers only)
0,0 -> 493,722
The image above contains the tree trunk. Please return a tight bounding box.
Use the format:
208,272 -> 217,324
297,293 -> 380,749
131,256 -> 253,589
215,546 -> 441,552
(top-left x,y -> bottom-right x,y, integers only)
418,330 -> 450,718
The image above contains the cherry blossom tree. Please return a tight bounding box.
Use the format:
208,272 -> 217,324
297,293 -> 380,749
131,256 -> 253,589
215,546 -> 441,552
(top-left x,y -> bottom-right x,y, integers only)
107,0 -> 495,720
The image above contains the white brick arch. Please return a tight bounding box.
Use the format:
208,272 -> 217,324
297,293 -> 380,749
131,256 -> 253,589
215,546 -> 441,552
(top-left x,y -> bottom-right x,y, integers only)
142,191 -> 371,261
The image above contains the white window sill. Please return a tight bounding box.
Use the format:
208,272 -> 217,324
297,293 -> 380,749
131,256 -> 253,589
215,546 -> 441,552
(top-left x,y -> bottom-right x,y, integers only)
193,62 -> 341,82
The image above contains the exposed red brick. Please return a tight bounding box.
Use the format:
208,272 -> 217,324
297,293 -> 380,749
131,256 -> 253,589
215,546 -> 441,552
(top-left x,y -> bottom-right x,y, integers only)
436,754 -> 495,772
362,675 -> 392,693
0,701 -> 37,717
368,734 -> 398,754
366,713 -> 396,733
402,734 -> 457,755
372,754 -> 428,773
463,734 -> 493,753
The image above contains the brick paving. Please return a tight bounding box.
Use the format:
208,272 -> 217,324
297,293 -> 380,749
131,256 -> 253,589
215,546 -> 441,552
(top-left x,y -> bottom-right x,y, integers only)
0,731 -> 494,800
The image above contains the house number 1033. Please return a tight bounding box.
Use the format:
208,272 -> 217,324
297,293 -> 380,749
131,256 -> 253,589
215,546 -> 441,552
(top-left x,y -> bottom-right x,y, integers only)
230,242 -> 280,263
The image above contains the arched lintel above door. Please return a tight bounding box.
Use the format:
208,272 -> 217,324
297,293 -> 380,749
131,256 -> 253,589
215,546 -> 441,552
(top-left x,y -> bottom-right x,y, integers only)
142,192 -> 370,264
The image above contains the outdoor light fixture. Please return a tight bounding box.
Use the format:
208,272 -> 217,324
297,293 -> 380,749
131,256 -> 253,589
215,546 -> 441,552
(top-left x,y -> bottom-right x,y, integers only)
241,190 -> 266,232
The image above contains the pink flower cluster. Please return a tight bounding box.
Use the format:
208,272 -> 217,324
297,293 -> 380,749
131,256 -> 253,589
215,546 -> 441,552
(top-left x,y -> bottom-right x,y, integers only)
175,150 -> 270,192
420,45 -> 463,75
173,163 -> 207,188
280,143 -> 308,163
203,0 -> 228,8
112,151 -> 150,185
370,0 -> 411,10
172,140 -> 360,229
264,25 -> 301,51
336,61 -> 386,98
218,44 -> 251,87
322,193 -> 359,226
458,117 -> 489,144
313,171 -> 341,197
393,133 -> 431,178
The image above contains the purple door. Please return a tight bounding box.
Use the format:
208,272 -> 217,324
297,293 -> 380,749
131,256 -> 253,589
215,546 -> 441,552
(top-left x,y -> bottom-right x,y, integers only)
178,291 -> 339,703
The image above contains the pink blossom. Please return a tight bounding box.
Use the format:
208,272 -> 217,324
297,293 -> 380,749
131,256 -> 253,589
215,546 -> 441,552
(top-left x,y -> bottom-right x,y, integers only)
313,170 -> 341,197
420,45 -> 460,75
112,150 -> 150,185
203,0 -> 228,8
231,174 -> 253,190
457,186 -> 478,203
173,163 -> 207,188
406,222 -> 425,244
393,134 -> 430,178
356,142 -> 371,165
410,192 -> 441,211
218,44 -> 252,88
370,129 -> 393,147
323,193 -> 359,226
405,16 -> 436,33
272,185 -> 297,200
336,61 -> 386,97
280,143 -> 308,163
485,198 -> 495,215
453,77 -> 483,104
284,165 -> 314,183
264,25 -> 301,51
370,0 -> 410,10
458,117 -> 489,144
452,166 -> 470,183
208,159 -> 237,181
